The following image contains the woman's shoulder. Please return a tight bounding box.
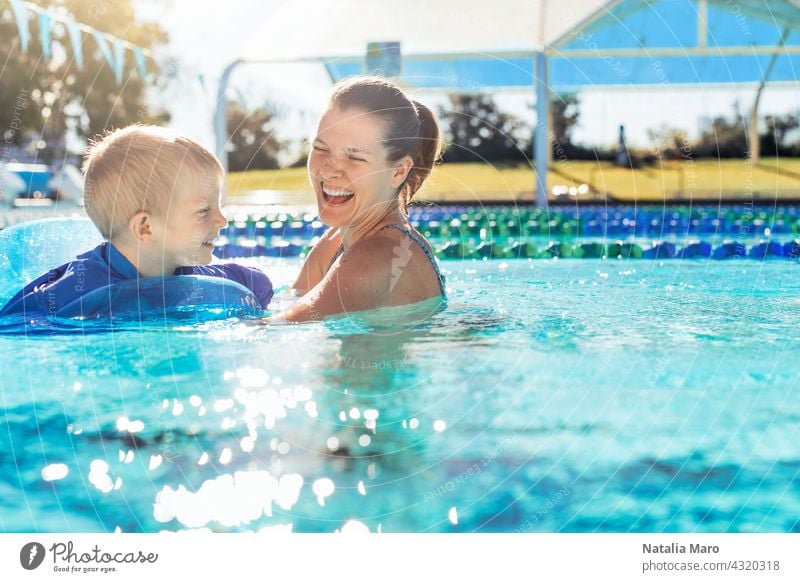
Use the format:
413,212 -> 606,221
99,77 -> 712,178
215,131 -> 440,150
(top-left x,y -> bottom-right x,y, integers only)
319,225 -> 340,241
339,228 -> 441,302
314,226 -> 341,251
339,235 -> 398,272
290,226 -> 342,294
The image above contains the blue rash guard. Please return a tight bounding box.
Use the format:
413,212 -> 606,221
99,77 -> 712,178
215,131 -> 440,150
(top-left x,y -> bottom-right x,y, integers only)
0,242 -> 274,318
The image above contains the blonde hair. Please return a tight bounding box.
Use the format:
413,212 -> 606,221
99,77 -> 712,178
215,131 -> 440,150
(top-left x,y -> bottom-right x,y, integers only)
82,124 -> 223,239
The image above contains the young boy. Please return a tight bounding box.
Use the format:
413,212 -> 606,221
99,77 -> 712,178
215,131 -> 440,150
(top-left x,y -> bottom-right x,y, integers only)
0,125 -> 273,317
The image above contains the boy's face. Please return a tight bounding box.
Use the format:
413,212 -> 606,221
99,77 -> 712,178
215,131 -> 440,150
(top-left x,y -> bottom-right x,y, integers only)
150,172 -> 228,272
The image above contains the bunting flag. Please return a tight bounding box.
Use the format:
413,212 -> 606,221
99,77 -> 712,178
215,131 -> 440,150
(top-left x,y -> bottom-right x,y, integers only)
8,0 -> 30,53
134,47 -> 147,79
38,11 -> 53,62
65,18 -> 84,70
6,1 -> 160,87
113,38 -> 125,85
91,29 -> 115,73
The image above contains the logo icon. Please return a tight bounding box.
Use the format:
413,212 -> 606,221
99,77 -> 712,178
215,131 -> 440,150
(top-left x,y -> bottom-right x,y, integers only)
20,542 -> 46,570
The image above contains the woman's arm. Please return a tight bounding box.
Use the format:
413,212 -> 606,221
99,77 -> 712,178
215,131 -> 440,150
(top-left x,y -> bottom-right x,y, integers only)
291,227 -> 342,295
273,238 -> 396,322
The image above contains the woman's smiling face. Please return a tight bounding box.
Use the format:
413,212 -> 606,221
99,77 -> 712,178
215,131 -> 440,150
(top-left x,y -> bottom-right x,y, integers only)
308,106 -> 410,228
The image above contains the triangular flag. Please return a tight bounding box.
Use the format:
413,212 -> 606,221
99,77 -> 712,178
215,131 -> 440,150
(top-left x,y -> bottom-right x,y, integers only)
38,12 -> 53,62
65,19 -> 84,70
134,47 -> 147,79
113,38 -> 125,85
8,0 -> 30,53
91,29 -> 115,73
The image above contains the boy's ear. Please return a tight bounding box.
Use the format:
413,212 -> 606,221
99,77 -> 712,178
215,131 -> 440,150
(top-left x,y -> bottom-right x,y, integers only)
128,211 -> 153,243
390,155 -> 414,189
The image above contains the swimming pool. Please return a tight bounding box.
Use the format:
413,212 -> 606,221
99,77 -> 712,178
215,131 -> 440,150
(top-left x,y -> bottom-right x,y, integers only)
2,253 -> 799,532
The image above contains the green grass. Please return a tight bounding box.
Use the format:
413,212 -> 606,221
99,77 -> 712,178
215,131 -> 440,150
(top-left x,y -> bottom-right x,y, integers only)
228,167 -> 310,193
226,159 -> 800,204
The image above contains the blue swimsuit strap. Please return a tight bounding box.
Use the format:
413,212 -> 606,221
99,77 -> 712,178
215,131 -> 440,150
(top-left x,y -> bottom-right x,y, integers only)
326,223 -> 446,295
380,223 -> 446,295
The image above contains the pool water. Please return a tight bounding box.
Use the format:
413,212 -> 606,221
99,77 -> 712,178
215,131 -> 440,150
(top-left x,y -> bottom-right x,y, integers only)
1,258 -> 799,532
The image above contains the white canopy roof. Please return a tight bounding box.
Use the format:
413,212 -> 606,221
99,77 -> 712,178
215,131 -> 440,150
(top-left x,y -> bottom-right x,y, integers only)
237,0 -> 800,89
239,0 -> 608,62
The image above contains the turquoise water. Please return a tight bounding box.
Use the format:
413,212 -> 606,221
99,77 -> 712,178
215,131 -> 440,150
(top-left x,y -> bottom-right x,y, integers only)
1,258 -> 799,532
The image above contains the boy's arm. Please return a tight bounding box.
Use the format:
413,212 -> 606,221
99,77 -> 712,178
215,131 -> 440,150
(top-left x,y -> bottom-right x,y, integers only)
187,264 -> 274,307
0,266 -> 69,317
0,287 -> 42,316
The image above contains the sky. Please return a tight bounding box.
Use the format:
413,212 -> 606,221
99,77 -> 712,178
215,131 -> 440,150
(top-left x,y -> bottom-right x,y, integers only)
135,0 -> 800,156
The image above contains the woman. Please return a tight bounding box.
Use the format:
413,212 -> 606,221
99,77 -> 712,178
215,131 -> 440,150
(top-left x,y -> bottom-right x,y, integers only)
273,76 -> 446,322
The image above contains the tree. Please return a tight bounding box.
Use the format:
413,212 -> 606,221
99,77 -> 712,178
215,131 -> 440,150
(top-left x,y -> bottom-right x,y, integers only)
693,115 -> 747,158
522,92 -> 605,162
646,126 -> 692,160
226,101 -> 284,172
550,93 -> 581,154
0,0 -> 170,158
439,94 -> 530,163
760,112 -> 800,157
0,12 -> 50,143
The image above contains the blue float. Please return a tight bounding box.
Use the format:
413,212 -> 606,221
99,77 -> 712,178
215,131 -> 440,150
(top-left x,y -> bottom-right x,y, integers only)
215,243 -> 268,259
749,241 -> 784,259
643,242 -> 677,259
712,242 -> 747,260
0,217 -> 103,306
679,242 -> 712,259
783,240 -> 800,260
57,276 -> 261,321
0,218 -> 262,326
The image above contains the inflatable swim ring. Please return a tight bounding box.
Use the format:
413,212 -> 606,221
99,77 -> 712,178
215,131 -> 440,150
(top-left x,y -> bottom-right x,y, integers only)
0,218 -> 261,322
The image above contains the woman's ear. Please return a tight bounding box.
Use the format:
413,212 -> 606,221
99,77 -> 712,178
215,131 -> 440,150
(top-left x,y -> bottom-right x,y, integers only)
390,155 -> 414,189
128,211 -> 153,243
